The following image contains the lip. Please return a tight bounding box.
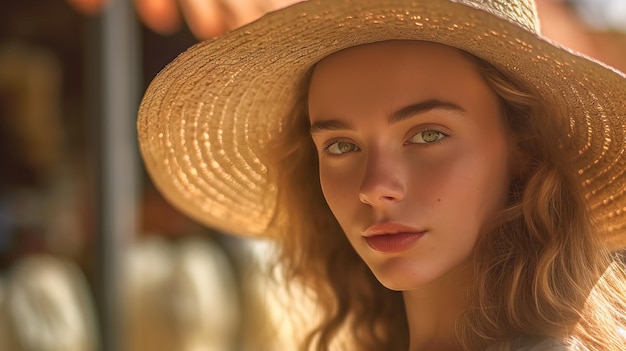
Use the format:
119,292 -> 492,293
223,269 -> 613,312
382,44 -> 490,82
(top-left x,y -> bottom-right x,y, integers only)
363,222 -> 426,253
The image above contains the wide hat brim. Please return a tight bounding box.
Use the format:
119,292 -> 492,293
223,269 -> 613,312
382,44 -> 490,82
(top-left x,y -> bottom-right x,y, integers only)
138,0 -> 626,249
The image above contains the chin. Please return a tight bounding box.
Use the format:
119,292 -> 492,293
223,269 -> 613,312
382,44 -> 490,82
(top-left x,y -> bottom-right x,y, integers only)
377,280 -> 417,292
368,258 -> 442,291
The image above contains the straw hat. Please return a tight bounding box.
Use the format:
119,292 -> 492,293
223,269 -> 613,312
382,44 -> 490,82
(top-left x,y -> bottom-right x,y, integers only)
138,0 -> 626,247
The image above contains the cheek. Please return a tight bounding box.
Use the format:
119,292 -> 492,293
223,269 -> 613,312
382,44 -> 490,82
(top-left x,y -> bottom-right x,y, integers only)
406,151 -> 467,202
413,144 -> 510,228
319,167 -> 355,219
452,146 -> 511,227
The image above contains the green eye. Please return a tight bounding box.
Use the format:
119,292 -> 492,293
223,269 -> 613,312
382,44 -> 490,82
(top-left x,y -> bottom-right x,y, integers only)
409,130 -> 446,144
327,141 -> 359,155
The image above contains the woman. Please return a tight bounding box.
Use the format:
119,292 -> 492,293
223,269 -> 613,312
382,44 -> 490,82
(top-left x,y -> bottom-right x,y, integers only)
137,0 -> 626,349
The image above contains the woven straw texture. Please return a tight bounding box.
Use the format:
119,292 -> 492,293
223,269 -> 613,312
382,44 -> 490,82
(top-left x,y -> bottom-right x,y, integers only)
138,0 -> 626,249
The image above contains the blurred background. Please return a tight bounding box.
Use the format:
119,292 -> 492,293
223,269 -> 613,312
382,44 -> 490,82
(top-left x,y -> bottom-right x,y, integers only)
0,0 -> 624,350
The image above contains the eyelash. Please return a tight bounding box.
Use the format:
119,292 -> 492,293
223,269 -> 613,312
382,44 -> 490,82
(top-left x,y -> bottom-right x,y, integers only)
321,140 -> 360,158
321,128 -> 449,158
405,128 -> 449,145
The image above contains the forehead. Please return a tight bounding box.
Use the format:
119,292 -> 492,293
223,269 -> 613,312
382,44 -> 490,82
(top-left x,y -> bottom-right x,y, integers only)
310,40 -> 482,88
308,40 -> 493,118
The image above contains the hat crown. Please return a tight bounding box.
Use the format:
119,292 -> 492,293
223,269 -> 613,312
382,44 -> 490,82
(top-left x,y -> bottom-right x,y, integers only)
461,0 -> 540,33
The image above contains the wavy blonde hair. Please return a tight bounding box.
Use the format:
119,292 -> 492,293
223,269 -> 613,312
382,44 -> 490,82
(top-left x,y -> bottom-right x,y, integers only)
461,55 -> 626,350
265,47 -> 626,351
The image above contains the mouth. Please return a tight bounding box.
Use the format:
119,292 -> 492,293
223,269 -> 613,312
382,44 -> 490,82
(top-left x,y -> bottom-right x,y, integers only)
363,222 -> 426,253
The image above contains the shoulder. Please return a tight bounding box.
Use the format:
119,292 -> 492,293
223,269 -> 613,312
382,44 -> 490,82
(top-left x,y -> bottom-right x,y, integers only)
515,337 -> 571,351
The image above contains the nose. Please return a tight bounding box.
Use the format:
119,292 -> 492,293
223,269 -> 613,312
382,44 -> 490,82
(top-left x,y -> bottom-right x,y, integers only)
359,150 -> 406,206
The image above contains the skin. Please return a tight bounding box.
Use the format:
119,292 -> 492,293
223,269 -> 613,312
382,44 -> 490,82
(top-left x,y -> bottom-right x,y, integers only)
308,40 -> 515,350
66,0 -> 300,39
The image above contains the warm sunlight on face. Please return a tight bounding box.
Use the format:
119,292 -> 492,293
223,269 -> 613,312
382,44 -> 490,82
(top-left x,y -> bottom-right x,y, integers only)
308,41 -> 513,291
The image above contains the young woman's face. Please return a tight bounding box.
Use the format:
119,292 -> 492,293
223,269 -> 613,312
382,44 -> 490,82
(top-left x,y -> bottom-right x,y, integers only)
308,41 -> 514,291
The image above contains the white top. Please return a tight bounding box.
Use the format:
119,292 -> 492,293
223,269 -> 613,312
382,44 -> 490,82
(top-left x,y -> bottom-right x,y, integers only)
516,338 -> 570,351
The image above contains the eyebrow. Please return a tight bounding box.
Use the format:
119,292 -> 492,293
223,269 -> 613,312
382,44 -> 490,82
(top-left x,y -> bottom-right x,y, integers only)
309,99 -> 465,135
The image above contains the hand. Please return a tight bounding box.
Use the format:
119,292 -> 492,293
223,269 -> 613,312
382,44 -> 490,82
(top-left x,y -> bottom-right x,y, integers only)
65,0 -> 300,39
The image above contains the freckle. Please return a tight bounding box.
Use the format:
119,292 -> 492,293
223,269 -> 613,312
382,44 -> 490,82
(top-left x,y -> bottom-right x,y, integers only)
437,198 -> 441,202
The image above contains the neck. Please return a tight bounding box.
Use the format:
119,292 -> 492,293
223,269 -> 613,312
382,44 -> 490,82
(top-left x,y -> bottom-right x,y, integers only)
403,262 -> 473,351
